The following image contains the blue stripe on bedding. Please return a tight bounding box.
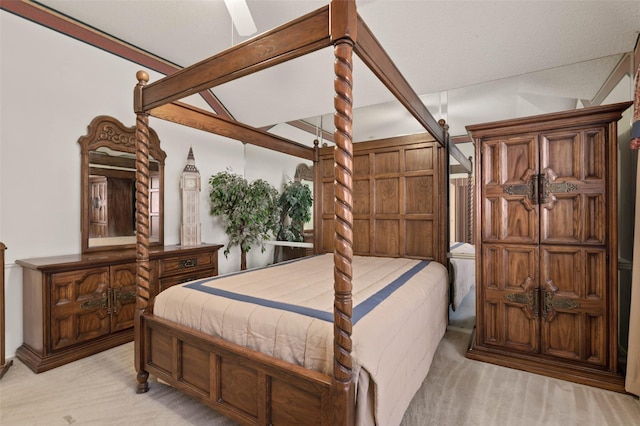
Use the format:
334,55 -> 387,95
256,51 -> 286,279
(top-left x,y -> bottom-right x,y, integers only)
184,260 -> 431,325
352,260 -> 430,324
450,242 -> 464,250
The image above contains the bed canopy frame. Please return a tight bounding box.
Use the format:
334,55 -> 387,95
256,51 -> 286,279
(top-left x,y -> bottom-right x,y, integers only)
133,1 -> 471,424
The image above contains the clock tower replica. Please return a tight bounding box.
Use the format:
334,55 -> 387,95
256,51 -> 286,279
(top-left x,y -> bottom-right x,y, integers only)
180,147 -> 201,246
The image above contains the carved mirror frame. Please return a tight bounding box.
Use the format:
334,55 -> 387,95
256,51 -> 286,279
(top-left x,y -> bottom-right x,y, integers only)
78,115 -> 166,253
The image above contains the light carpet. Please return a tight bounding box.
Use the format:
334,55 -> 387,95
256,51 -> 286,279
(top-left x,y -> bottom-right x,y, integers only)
1,329 -> 639,425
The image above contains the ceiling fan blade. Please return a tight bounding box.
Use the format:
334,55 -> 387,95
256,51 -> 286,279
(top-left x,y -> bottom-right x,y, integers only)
223,0 -> 257,36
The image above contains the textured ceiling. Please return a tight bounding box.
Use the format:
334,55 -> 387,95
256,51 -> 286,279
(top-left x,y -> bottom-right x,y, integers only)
33,0 -> 640,141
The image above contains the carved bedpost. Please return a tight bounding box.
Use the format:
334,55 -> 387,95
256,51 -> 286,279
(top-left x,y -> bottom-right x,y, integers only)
330,1 -> 356,424
313,138 -> 322,254
439,119 -> 450,265
134,70 -> 151,394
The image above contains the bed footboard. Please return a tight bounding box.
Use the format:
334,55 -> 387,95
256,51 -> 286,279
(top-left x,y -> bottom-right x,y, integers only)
138,312 -> 333,425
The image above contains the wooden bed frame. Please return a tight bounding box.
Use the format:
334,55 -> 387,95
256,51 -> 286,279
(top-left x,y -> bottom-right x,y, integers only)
132,2 -> 471,424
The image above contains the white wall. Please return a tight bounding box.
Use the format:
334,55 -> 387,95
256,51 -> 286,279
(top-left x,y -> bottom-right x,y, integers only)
0,11 -> 305,357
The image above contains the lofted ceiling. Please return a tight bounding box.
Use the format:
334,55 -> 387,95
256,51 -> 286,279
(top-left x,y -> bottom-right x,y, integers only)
25,1 -> 640,147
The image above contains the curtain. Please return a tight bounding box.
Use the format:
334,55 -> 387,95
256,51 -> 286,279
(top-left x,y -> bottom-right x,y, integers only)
626,63 -> 640,396
451,177 -> 474,244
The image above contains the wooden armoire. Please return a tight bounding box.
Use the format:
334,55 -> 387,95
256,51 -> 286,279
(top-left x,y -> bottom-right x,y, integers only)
466,102 -> 632,392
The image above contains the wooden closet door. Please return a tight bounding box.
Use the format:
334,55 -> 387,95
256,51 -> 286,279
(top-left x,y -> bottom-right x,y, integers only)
480,135 -> 539,244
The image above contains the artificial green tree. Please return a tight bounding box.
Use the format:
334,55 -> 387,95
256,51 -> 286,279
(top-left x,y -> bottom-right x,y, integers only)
209,170 -> 279,270
276,180 -> 313,242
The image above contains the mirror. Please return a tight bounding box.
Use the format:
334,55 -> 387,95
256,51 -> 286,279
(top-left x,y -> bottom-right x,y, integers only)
293,163 -> 314,231
78,115 -> 166,253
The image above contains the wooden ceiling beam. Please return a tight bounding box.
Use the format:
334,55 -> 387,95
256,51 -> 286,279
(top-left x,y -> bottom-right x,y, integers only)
150,102 -> 315,161
284,120 -> 336,144
451,134 -> 472,144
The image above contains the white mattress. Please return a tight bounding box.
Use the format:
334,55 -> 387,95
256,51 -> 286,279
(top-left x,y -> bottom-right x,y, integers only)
154,254 -> 448,426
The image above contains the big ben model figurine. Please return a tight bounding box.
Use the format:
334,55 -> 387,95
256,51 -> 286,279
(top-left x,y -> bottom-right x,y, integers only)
180,147 -> 201,246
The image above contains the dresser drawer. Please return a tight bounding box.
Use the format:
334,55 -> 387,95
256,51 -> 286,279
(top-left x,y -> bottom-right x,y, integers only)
158,253 -> 215,277
159,269 -> 215,292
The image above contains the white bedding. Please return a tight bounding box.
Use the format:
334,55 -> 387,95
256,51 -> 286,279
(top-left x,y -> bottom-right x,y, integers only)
153,254 -> 448,426
449,242 -> 476,310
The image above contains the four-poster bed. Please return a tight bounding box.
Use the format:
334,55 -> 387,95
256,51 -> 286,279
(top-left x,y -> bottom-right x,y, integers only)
132,1 -> 472,425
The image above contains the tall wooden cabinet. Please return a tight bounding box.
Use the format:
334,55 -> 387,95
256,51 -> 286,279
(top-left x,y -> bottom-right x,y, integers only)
16,243 -> 222,373
466,102 -> 632,392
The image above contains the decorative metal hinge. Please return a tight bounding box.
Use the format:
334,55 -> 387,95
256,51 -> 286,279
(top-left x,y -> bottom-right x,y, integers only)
504,173 -> 578,205
540,174 -> 578,205
503,175 -> 539,204
504,287 -> 539,317
503,182 -> 531,196
80,287 -> 136,314
80,288 -> 111,313
542,288 -> 580,321
111,289 -> 136,314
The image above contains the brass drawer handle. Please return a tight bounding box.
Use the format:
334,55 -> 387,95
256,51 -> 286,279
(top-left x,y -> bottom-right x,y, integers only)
179,258 -> 198,269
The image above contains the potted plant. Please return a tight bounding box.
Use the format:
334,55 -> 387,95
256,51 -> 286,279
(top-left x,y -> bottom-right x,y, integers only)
276,180 -> 313,242
209,170 -> 279,270
274,180 -> 313,262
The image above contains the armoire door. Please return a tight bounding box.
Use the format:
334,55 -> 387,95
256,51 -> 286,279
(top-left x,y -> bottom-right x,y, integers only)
89,176 -> 108,238
538,127 -> 607,246
480,134 -> 539,244
480,243 -> 539,354
538,126 -> 609,367
478,134 -> 540,354
539,245 -> 608,366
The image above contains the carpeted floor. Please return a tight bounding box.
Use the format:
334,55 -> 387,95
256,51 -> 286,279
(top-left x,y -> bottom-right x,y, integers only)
448,284 -> 476,330
1,326 -> 639,426
401,329 -> 640,426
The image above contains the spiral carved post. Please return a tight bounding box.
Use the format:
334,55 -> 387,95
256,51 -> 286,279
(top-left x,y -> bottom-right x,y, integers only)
439,119 -> 451,265
333,38 -> 354,388
331,1 -> 356,422
134,70 -> 151,394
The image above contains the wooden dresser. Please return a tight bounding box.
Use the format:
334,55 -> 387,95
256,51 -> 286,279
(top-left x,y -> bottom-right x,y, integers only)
466,102 -> 632,392
16,243 -> 222,373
